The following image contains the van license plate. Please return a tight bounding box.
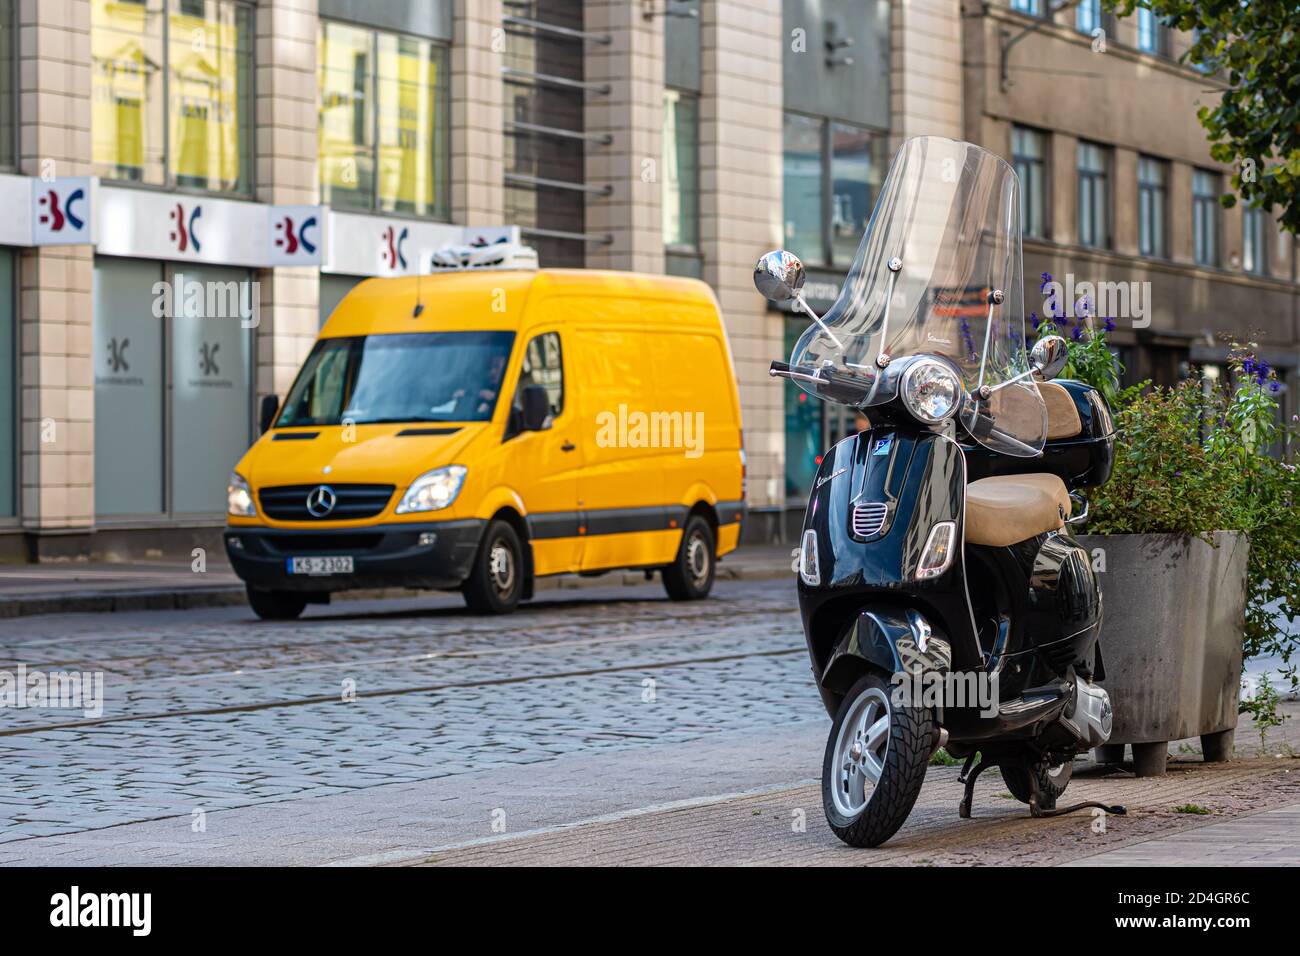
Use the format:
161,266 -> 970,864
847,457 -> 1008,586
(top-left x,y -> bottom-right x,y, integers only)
288,556 -> 354,575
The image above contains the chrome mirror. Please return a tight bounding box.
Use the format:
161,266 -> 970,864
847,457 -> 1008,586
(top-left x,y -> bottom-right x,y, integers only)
753,250 -> 806,303
1030,334 -> 1069,381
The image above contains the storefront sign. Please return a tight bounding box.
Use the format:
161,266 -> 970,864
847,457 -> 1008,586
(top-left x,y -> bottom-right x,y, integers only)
323,214 -> 520,277
0,175 -> 96,248
32,177 -> 95,246
96,186 -> 324,267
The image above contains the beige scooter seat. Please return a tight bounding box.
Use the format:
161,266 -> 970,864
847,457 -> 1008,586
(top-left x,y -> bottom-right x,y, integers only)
965,473 -> 1071,547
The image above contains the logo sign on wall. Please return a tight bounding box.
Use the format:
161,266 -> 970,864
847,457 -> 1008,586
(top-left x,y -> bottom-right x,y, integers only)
0,175 -> 97,247
32,177 -> 94,246
269,205 -> 325,267
324,214 -> 522,277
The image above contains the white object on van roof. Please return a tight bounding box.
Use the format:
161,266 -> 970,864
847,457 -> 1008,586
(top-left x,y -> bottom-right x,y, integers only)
428,239 -> 539,272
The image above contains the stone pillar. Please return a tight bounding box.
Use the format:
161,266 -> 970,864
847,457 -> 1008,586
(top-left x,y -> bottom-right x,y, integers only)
890,0 -> 963,148
583,1 -> 664,273
1168,161 -> 1193,264
452,0 -> 504,226
1049,132 -> 1078,248
1112,147 -> 1139,257
254,0 -> 320,402
18,0 -> 94,545
699,0 -> 784,527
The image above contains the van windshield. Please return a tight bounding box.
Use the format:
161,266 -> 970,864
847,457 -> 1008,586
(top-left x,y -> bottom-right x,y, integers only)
275,331 -> 516,427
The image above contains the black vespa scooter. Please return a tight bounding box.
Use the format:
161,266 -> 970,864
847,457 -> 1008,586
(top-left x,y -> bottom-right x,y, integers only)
756,136 -> 1124,848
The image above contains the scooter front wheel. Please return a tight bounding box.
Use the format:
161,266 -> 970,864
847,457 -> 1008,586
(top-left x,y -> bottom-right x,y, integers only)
822,672 -> 935,847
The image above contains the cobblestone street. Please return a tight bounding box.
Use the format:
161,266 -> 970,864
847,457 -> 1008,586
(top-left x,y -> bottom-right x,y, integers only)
1,578 -> 1295,866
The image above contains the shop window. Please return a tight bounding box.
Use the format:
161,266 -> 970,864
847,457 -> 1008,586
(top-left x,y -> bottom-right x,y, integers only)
93,258 -> 253,518
319,21 -> 449,218
782,113 -> 885,267
91,0 -> 253,193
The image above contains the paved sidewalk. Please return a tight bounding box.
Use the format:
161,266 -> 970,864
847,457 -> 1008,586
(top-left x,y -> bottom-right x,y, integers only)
408,709 -> 1300,867
1067,803 -> 1300,866
0,544 -> 794,619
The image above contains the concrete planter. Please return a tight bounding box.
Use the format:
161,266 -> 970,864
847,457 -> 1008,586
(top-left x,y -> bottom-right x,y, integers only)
1073,532 -> 1249,777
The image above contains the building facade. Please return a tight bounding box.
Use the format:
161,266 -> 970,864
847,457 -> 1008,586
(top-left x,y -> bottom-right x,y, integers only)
0,0 -> 1294,561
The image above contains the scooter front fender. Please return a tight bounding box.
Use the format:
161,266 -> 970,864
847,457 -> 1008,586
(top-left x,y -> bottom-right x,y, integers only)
820,607 -> 952,714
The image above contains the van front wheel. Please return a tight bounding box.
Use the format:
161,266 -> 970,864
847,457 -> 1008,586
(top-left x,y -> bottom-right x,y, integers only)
662,515 -> 715,601
246,586 -> 306,621
463,519 -> 525,614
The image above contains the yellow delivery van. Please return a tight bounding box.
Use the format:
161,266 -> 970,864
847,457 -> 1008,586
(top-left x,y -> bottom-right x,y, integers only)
224,269 -> 746,618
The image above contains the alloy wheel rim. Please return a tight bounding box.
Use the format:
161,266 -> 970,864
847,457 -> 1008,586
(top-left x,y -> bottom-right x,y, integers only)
830,686 -> 891,818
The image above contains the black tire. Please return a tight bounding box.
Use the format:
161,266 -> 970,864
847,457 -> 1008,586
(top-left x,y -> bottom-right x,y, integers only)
662,515 -> 715,601
246,586 -> 307,621
822,672 -> 935,848
462,519 -> 526,615
1000,755 -> 1073,809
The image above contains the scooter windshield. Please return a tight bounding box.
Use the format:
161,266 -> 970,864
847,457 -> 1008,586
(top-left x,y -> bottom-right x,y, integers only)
789,136 -> 1047,457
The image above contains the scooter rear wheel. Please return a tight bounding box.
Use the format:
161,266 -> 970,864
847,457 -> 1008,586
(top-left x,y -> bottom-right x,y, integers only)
822,672 -> 935,848
1000,756 -> 1073,810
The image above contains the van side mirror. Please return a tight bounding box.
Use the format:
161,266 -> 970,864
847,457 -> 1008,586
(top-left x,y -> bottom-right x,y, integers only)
259,394 -> 280,434
519,384 -> 551,431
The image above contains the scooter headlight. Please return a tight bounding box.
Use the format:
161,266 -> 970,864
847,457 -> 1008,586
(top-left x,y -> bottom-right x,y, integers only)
901,359 -> 962,424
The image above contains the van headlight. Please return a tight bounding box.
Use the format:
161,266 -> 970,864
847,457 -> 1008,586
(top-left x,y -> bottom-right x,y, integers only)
396,465 -> 467,514
901,359 -> 962,424
227,472 -> 256,517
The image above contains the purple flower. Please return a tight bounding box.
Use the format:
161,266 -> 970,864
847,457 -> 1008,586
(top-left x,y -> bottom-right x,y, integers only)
1103,318 -> 1116,333
1030,311 -> 1040,330
1071,326 -> 1085,341
1270,380 -> 1281,393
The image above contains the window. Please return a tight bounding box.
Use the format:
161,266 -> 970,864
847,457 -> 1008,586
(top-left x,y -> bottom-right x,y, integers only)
1243,207 -> 1267,275
516,332 -> 564,421
783,113 -> 825,265
1137,156 -> 1167,257
0,0 -> 14,169
830,123 -> 879,264
1193,169 -> 1219,267
1136,8 -> 1167,55
93,258 -> 254,517
782,113 -> 884,267
319,20 -> 450,218
663,89 -> 700,273
92,0 -> 253,193
1012,126 -> 1047,239
1076,0 -> 1101,34
1077,141 -> 1110,248
1010,0 -> 1041,15
0,250 -> 12,518
277,332 -> 515,427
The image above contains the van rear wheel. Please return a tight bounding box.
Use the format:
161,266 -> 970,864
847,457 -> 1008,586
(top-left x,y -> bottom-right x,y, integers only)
662,515 -> 715,601
463,519 -> 525,614
246,586 -> 307,621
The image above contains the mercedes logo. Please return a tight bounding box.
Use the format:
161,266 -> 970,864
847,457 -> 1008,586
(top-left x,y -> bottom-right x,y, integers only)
305,485 -> 336,518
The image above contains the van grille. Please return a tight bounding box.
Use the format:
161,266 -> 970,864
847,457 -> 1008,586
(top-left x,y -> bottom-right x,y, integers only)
258,484 -> 395,521
852,502 -> 888,538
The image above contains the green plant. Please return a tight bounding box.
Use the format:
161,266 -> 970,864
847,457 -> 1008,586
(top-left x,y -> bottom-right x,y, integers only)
1031,274 -> 1123,406
929,748 -> 962,766
1088,342 -> 1300,693
1173,803 -> 1213,815
1242,672 -> 1288,752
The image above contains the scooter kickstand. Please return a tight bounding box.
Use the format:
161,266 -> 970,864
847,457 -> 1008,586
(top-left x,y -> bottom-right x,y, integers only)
1026,767 -> 1128,819
957,755 -> 989,819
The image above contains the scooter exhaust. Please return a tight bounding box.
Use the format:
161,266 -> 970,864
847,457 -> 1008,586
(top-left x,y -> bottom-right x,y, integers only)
1058,681 -> 1113,749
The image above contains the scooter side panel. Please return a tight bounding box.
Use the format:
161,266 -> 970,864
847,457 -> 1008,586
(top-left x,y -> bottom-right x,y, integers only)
798,428 -> 983,696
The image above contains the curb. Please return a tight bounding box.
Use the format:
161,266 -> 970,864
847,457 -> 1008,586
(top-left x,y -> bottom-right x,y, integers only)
0,561 -> 793,620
